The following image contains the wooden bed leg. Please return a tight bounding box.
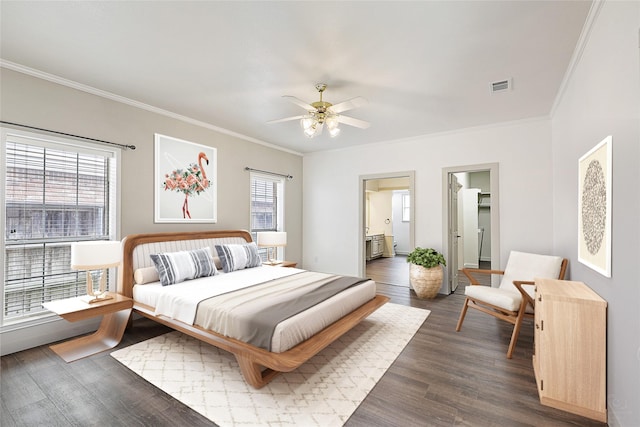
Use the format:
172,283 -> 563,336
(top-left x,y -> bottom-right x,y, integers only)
235,354 -> 281,389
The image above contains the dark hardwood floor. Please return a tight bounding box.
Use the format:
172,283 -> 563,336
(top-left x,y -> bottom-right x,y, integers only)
366,255 -> 410,287
2,263 -> 608,427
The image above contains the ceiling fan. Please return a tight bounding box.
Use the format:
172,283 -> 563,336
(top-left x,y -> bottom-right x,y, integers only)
268,83 -> 370,138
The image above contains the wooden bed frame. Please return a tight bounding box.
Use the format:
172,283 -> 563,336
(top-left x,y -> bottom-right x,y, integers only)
119,229 -> 389,388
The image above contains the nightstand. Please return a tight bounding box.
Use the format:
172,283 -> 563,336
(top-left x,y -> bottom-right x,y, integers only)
42,293 -> 133,362
264,260 -> 297,268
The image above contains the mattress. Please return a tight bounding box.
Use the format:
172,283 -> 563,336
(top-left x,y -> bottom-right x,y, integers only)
133,266 -> 376,352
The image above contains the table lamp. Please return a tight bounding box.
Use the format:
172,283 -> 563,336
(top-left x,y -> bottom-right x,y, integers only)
256,231 -> 287,265
71,240 -> 122,303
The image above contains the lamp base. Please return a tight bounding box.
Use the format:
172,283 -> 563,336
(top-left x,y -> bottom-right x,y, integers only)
81,293 -> 114,304
83,270 -> 113,304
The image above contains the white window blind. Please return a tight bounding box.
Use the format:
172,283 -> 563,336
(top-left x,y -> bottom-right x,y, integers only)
2,129 -> 118,323
249,173 -> 284,260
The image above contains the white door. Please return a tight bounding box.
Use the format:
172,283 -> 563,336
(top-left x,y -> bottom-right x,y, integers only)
462,188 -> 481,269
448,174 -> 462,292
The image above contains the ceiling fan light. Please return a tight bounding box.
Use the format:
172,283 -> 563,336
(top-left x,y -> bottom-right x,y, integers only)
303,126 -> 317,138
271,84 -> 369,140
301,117 -> 315,131
325,115 -> 339,130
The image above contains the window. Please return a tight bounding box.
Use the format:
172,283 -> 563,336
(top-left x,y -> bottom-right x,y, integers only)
402,193 -> 411,222
1,128 -> 119,325
249,172 -> 284,260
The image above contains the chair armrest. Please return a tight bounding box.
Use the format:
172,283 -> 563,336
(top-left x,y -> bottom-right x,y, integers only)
512,280 -> 536,308
461,268 -> 505,286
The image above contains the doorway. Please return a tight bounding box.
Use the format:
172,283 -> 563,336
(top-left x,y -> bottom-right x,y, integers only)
442,163 -> 500,294
359,171 -> 415,282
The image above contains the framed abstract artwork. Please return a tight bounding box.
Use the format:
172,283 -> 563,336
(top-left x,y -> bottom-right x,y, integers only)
154,134 -> 217,223
578,135 -> 611,277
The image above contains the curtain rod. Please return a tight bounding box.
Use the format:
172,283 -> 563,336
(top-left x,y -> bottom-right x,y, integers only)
245,166 -> 293,181
0,120 -> 136,150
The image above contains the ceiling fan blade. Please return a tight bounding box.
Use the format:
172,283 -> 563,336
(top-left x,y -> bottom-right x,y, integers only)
337,115 -> 371,129
283,95 -> 315,111
329,96 -> 368,114
267,115 -> 307,124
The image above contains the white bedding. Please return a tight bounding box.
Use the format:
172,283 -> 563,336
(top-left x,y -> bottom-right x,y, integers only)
133,265 -> 377,352
133,265 -> 302,323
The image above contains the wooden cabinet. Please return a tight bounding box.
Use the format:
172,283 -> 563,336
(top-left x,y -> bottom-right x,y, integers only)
365,234 -> 385,261
371,234 -> 384,259
533,278 -> 607,422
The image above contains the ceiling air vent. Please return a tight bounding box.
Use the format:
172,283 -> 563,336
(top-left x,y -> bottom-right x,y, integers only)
491,78 -> 512,93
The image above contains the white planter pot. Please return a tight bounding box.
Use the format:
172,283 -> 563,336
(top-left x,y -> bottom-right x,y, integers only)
409,264 -> 443,299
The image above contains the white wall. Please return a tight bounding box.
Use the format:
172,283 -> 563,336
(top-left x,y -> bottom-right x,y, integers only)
392,190 -> 411,254
550,2 -> 640,425
302,118 -> 556,277
367,190 -> 393,236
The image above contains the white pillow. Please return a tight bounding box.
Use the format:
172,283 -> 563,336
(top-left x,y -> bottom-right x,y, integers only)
133,266 -> 160,285
150,247 -> 217,286
212,256 -> 222,270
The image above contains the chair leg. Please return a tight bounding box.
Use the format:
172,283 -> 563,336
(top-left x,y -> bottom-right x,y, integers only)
456,298 -> 470,332
506,302 -> 527,359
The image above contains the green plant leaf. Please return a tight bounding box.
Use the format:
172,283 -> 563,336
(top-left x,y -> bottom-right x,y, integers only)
406,247 -> 446,268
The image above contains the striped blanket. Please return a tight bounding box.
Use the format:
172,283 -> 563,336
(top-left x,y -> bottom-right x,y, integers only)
194,271 -> 369,351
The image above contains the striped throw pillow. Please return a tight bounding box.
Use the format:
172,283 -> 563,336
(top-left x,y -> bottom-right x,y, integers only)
150,247 -> 217,286
215,243 -> 262,273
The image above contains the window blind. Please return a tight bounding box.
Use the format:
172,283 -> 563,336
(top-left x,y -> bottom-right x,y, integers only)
249,173 -> 284,260
251,176 -> 278,232
3,131 -> 117,322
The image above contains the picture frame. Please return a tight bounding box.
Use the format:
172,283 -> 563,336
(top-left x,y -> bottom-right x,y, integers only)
578,135 -> 611,277
154,134 -> 217,223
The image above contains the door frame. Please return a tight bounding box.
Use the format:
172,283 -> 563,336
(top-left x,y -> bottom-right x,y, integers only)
448,172 -> 463,292
441,163 -> 500,293
358,171 -> 415,278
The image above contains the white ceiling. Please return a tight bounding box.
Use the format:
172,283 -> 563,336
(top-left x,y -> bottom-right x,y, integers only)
0,1 -> 592,154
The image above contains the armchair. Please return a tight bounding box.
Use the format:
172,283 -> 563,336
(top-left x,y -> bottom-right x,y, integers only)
455,251 -> 568,358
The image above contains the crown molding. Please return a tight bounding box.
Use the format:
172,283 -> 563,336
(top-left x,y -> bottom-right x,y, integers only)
550,0 -> 605,117
0,60 -> 303,157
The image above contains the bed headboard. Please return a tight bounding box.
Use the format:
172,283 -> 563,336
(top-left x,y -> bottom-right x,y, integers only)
119,230 -> 252,298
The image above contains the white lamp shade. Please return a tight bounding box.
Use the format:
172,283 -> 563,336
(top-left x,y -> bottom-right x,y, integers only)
71,241 -> 122,270
256,231 -> 287,247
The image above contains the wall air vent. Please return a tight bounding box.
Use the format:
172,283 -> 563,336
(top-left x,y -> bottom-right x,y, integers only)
491,78 -> 512,93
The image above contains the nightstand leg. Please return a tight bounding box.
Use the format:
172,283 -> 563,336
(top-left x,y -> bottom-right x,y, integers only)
49,308 -> 132,362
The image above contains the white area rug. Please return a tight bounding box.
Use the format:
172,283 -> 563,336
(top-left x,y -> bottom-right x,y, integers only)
111,302 -> 429,427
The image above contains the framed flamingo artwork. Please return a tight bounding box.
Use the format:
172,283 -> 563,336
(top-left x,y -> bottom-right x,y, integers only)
154,134 -> 217,223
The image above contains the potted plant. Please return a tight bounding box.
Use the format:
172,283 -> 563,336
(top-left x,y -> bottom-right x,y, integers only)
406,247 -> 446,299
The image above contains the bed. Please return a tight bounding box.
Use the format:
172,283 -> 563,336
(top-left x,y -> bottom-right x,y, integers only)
118,229 -> 389,388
